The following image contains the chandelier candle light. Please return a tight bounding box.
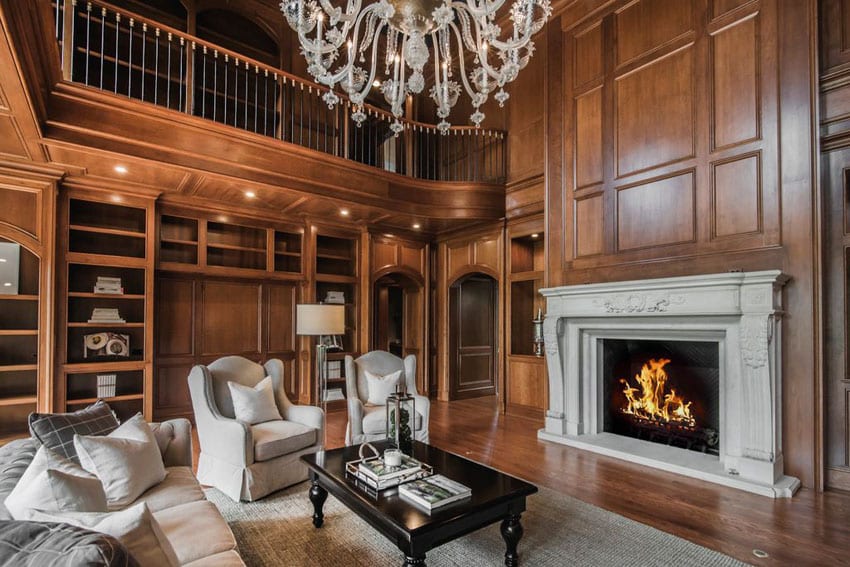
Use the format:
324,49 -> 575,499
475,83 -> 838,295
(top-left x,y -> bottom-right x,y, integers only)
279,0 -> 551,132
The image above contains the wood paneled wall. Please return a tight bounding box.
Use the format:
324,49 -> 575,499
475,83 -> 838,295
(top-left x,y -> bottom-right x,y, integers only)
154,275 -> 299,421
538,0 -> 821,487
820,0 -> 850,491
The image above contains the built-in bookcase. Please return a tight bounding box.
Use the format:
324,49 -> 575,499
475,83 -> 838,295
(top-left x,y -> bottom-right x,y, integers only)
58,191 -> 155,422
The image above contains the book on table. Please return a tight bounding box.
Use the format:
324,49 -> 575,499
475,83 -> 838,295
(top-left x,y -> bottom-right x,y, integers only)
398,475 -> 472,511
358,454 -> 422,481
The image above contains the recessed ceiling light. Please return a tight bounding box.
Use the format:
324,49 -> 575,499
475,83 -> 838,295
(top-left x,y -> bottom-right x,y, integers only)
384,233 -> 394,238
114,165 -> 128,174
3,282 -> 11,287
412,223 -> 421,229
0,258 -> 6,263
245,191 -> 256,198
217,215 -> 229,223
372,80 -> 381,87
530,233 -> 539,238
340,209 -> 350,216
110,195 -> 123,203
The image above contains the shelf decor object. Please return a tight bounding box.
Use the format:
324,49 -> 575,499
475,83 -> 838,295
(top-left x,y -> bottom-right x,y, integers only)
279,0 -> 552,131
296,303 -> 346,437
386,383 -> 415,455
532,307 -> 544,357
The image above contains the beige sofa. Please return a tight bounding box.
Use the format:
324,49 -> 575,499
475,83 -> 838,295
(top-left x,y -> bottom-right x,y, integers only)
0,418 -> 245,566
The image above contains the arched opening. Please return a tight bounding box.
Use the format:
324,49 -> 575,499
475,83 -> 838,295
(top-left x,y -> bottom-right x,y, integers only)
372,272 -> 424,389
196,9 -> 280,67
448,272 -> 498,400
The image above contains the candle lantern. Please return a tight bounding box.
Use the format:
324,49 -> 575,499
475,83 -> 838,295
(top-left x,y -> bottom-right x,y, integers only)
386,383 -> 416,455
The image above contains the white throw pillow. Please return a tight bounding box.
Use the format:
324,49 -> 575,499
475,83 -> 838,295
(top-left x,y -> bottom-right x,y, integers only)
365,369 -> 403,406
228,376 -> 283,425
4,446 -> 107,520
75,413 -> 166,509
30,502 -> 180,567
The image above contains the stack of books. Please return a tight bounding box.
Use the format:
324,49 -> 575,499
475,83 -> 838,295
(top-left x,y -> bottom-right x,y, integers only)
94,277 -> 123,295
399,475 -> 472,512
96,374 -> 117,399
354,454 -> 427,490
324,388 -> 345,402
88,308 -> 125,324
327,360 -> 342,379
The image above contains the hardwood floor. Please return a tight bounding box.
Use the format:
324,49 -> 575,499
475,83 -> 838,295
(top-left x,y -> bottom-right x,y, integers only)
197,397 -> 850,565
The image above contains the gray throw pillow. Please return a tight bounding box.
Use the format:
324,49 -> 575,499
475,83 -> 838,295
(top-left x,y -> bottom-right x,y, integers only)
29,401 -> 120,463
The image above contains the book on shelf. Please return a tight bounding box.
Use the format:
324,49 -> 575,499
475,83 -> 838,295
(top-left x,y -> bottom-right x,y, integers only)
327,360 -> 342,379
324,291 -> 345,304
358,454 -> 422,482
88,308 -> 125,324
94,276 -> 123,295
398,475 -> 472,511
323,388 -> 345,402
96,374 -> 117,399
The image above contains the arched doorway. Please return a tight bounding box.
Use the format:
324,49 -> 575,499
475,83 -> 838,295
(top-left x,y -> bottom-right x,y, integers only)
449,273 -> 498,400
372,271 -> 424,389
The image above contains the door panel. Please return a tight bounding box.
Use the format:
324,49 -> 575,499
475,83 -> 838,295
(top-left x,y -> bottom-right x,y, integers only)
450,276 -> 497,399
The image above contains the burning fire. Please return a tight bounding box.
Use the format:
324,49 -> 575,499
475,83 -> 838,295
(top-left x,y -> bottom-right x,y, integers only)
619,358 -> 695,427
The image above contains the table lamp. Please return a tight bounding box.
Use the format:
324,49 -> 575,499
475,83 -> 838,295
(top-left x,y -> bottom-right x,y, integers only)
296,304 -> 345,420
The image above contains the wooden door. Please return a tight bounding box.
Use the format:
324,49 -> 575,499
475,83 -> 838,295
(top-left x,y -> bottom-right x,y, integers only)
449,275 -> 497,399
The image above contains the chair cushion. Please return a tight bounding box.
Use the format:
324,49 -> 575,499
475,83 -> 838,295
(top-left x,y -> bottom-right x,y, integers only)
29,401 -> 120,463
133,466 -> 205,513
365,370 -> 402,406
251,421 -> 317,462
228,376 -> 282,425
153,500 -> 237,565
361,405 -> 423,435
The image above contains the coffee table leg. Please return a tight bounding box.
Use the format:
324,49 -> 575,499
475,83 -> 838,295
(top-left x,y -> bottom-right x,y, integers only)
500,514 -> 524,567
309,477 -> 328,528
402,555 -> 426,566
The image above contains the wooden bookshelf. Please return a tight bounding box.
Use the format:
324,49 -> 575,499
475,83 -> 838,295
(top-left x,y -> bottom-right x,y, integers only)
57,191 -> 155,421
0,238 -> 41,440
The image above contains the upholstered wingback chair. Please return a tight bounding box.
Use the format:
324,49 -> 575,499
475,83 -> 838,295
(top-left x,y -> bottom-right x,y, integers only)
343,351 -> 430,446
188,356 -> 323,501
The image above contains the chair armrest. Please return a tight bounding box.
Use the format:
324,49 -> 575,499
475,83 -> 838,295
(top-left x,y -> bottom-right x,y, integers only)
347,396 -> 365,438
411,394 -> 430,420
284,404 -> 324,435
148,418 -> 192,467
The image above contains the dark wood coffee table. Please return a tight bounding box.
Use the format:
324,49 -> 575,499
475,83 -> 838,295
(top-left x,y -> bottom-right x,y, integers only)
301,441 -> 538,566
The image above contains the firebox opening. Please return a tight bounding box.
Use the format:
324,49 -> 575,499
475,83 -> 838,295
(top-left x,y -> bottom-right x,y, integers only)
601,338 -> 720,456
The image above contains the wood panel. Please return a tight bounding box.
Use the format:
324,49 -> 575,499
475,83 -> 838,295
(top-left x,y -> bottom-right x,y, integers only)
712,154 -> 760,237
0,185 -> 39,238
617,171 -> 695,250
200,281 -> 262,356
156,278 -> 195,356
573,23 -> 603,87
575,194 -> 604,257
474,235 -> 501,269
506,358 -> 546,415
712,14 -> 759,149
575,88 -> 604,188
615,46 -> 695,177
615,0 -> 693,65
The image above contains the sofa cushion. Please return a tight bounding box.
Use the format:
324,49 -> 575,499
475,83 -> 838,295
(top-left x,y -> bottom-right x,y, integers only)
29,401 -> 120,463
0,439 -> 40,520
4,445 -> 107,520
75,414 -> 167,510
133,466 -> 205,513
0,519 -> 138,567
184,549 -> 245,567
153,500 -> 237,565
251,420 -> 317,462
31,502 -> 180,567
361,405 -> 423,435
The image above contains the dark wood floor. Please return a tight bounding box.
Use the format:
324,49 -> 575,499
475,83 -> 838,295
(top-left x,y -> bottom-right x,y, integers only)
198,396 -> 850,565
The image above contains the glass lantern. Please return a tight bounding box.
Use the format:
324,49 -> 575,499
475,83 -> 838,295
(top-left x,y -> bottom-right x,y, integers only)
386,384 -> 416,455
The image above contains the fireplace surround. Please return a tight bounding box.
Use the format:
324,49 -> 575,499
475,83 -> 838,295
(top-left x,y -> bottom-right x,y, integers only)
537,271 -> 800,497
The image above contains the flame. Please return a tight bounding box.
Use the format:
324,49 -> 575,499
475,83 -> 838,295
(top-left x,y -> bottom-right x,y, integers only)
619,358 -> 695,427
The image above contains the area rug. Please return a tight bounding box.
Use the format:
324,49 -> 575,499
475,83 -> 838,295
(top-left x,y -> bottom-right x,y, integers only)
204,484 -> 747,566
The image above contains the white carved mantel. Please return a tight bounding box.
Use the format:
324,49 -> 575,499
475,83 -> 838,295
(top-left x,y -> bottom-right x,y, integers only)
538,271 -> 801,498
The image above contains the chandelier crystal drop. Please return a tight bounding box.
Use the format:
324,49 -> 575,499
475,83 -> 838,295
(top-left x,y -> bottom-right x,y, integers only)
279,0 -> 551,131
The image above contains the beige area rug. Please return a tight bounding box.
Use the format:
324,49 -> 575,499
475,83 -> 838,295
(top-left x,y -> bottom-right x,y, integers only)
205,482 -> 748,567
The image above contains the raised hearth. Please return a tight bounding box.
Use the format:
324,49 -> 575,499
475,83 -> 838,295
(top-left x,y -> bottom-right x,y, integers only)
537,271 -> 800,498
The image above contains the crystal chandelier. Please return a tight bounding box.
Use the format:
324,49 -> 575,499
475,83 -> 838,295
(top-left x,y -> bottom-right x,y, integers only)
279,0 -> 551,133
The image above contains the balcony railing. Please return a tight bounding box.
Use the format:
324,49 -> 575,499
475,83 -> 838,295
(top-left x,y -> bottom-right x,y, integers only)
51,0 -> 507,184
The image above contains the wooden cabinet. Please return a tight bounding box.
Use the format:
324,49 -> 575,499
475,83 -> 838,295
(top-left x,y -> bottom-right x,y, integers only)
505,216 -> 546,419
57,190 -> 155,422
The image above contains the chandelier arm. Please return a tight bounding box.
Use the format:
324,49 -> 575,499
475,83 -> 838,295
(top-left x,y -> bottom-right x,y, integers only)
448,22 -> 481,104
350,19 -> 388,105
451,3 -> 501,81
322,3 -> 382,85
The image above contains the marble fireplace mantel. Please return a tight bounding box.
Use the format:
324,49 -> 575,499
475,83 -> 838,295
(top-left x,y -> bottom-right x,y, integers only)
537,271 -> 800,497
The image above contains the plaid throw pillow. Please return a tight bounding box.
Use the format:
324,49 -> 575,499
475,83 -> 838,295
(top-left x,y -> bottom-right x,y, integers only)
28,401 -> 120,463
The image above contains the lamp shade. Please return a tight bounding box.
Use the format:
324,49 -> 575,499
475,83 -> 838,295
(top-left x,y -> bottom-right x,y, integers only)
296,304 -> 345,335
